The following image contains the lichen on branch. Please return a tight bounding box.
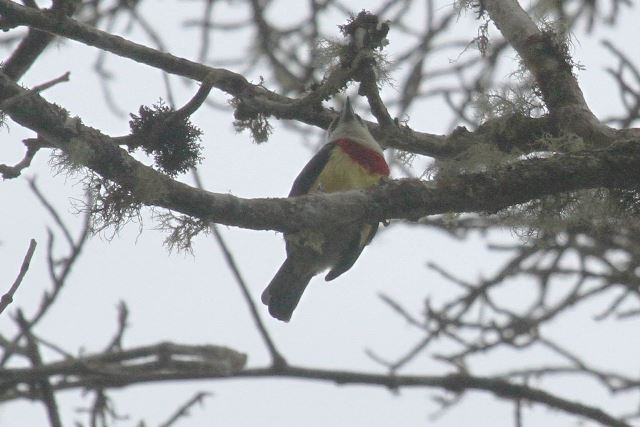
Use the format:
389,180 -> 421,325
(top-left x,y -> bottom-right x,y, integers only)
128,100 -> 203,176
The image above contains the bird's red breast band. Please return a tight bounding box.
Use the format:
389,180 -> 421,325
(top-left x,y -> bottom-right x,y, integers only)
334,139 -> 389,176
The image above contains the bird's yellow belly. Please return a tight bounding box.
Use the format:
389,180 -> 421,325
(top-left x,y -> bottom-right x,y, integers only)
312,149 -> 382,193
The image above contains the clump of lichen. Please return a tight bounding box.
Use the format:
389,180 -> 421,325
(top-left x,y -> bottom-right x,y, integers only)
431,143 -> 517,185
453,0 -> 487,18
154,211 -> 210,253
230,96 -> 273,144
340,11 -> 391,89
311,10 -> 391,102
338,10 -> 389,57
81,172 -> 212,245
83,174 -> 143,237
501,188 -> 640,242
128,100 -> 203,176
474,81 -> 547,122
537,20 -> 584,75
609,188 -> 640,216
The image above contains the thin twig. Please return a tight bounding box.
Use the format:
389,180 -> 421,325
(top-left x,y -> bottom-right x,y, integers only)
0,139 -> 40,179
104,301 -> 129,352
0,71 -> 70,110
15,310 -> 63,427
514,398 -> 523,427
0,239 -> 37,315
171,72 -> 216,120
158,391 -> 212,427
358,64 -> 394,128
28,178 -> 75,248
1,190 -> 91,366
192,170 -> 286,368
210,225 -> 286,368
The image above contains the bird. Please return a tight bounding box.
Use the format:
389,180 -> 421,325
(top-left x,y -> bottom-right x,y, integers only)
261,97 -> 390,322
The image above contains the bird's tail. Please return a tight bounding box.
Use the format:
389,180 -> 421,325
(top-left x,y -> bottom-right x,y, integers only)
261,258 -> 313,322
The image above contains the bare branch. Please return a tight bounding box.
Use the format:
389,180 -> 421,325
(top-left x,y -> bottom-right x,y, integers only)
15,310 -> 63,427
1,188 -> 91,366
0,346 -> 630,427
1,0 -> 78,80
0,71 -> 70,110
0,138 -> 41,179
602,40 -> 640,127
0,239 -> 36,315
172,73 -> 217,120
193,170 -> 285,368
158,391 -> 212,427
29,178 -> 74,247
210,225 -> 287,368
104,301 -> 129,353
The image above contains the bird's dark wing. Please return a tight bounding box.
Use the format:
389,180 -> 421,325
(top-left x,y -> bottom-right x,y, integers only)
324,223 -> 379,281
363,222 -> 380,246
289,142 -> 336,197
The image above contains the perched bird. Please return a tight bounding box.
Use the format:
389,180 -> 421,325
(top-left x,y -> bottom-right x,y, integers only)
262,97 -> 390,322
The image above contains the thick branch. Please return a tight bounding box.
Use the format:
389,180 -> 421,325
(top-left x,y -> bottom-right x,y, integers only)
1,70 -> 640,234
1,0 -> 78,80
482,0 -> 584,110
482,0 -> 612,142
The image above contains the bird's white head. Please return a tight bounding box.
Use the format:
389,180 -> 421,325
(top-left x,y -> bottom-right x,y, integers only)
326,97 -> 383,154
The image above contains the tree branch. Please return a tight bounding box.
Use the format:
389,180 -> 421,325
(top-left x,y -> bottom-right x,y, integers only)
0,138 -> 40,179
0,239 -> 36,315
158,391 -> 212,427
1,0 -> 78,80
210,225 -> 286,368
0,70 -> 69,110
0,0 -> 549,159
0,344 -> 629,427
191,170 -> 285,367
1,69 -> 640,235
15,310 -> 62,427
482,0 -> 613,143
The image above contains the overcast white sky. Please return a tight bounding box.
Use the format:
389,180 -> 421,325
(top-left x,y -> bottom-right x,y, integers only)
1,1 -> 639,426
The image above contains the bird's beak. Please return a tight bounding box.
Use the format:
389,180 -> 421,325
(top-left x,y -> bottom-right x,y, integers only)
339,97 -> 356,123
